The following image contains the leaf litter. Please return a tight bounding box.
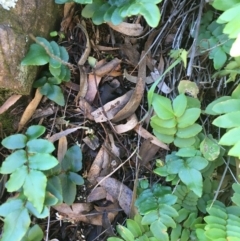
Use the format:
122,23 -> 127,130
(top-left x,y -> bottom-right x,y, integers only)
0,1 -> 208,240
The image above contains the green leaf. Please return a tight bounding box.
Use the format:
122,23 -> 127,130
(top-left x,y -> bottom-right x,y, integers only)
179,168 -> 203,197
151,116 -> 177,128
21,224 -> 44,241
232,84 -> 240,99
0,199 -> 23,217
186,156 -> 208,170
228,141 -> 240,157
212,0 -> 240,11
176,124 -> 202,138
62,145 -> 82,172
21,44 -> 49,66
27,139 -> 55,153
0,150 -> 27,174
219,127 -> 240,145
177,108 -> 201,128
174,137 -> 196,148
117,224 -> 135,241
25,202 -> 49,219
2,134 -> 27,149
1,208 -> 30,241
68,172 -> 84,185
212,48 -> 227,70
205,96 -> 231,115
28,153 -> 58,170
139,3 -> 161,28
40,83 -> 65,106
151,122 -> 176,135
49,64 -> 61,79
47,77 -> 62,85
23,170 -> 47,213
175,147 -> 198,157
152,94 -> 174,120
200,136 -> 220,161
167,159 -> 184,174
6,166 -> 27,192
25,125 -> 45,140
107,238 -> 124,241
159,213 -> 176,228
49,41 -> 61,68
47,176 -> 63,203
82,2 -> 103,18
33,77 -> 48,88
142,210 -> 159,224
173,94 -> 187,117
126,219 -> 142,237
150,220 -> 168,241
59,173 -> 76,205
153,130 -> 174,144
212,99 -> 240,114
217,4 -> 240,23
92,3 -> 110,25
213,111 -> 240,128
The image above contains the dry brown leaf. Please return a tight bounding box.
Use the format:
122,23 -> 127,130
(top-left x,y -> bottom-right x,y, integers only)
57,136 -> 68,162
83,135 -> 100,150
91,90 -> 133,123
123,69 -> 154,84
75,66 -> 88,103
32,106 -> 56,119
107,22 -> 143,36
112,77 -> 144,122
0,94 -> 22,114
18,89 -> 43,132
54,203 -> 93,215
134,124 -> 169,150
54,203 -> 117,225
97,177 -> 132,215
87,187 -> 107,202
48,127 -> 83,143
87,146 -> 110,184
114,114 -> 138,134
60,2 -> 75,32
94,58 -> 121,77
138,138 -> 160,166
64,81 -> 80,91
78,98 -> 95,120
95,45 -> 119,51
85,74 -> 101,103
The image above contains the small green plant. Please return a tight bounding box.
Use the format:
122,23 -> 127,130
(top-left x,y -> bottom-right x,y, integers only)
56,0 -> 162,28
21,36 -> 71,106
150,93 -> 202,148
205,84 -> 240,158
0,125 -> 84,241
154,150 -> 208,197
196,11 -> 233,70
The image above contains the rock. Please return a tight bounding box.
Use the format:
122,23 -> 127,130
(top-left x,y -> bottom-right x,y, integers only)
0,0 -> 62,95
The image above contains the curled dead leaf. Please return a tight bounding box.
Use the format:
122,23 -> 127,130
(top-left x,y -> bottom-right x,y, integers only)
87,187 -> 107,202
18,89 -> 42,132
114,114 -> 138,134
97,177 -> 132,215
84,74 -> 101,103
94,58 -> 121,77
53,203 -> 118,225
91,90 -> 133,122
107,22 -> 143,36
78,97 -> 95,120
112,77 -> 144,122
134,124 -> 169,150
0,94 -> 22,115
87,146 -> 110,184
